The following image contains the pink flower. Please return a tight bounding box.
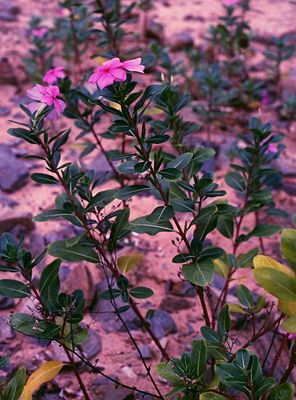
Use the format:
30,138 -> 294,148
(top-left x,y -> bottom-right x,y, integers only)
122,58 -> 145,74
27,84 -> 66,120
268,144 -> 278,153
88,57 -> 145,90
223,0 -> 240,6
43,67 -> 66,85
32,27 -> 48,38
88,58 -> 126,90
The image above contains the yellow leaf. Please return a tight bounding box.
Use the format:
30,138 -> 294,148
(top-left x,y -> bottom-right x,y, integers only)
118,252 -> 143,274
109,101 -> 122,111
20,361 -> 64,400
279,300 -> 296,317
282,316 -> 296,332
95,56 -> 108,65
145,107 -> 164,116
227,303 -> 247,315
253,255 -> 295,278
213,259 -> 229,278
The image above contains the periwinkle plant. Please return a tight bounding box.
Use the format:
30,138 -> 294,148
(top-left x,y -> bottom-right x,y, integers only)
3,0 -> 296,398
2,55 -> 294,399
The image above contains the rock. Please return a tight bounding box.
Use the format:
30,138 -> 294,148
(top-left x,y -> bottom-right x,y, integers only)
92,281 -> 140,333
181,322 -> 194,337
0,193 -> 18,207
150,310 -> 177,339
0,107 -> 11,117
0,320 -> 15,340
0,58 -> 18,85
159,295 -> 192,313
0,145 -> 29,192
0,1 -> 20,21
145,20 -> 165,44
91,377 -> 134,399
170,31 -> 194,51
60,264 -> 96,308
273,150 -> 296,177
82,328 -> 102,360
51,328 -> 102,363
184,15 -> 204,22
0,295 -> 14,310
138,344 -> 153,360
166,280 -> 196,297
0,213 -> 35,235
281,180 -> 296,197
38,394 -> 61,400
82,154 -> 113,183
122,366 -> 137,380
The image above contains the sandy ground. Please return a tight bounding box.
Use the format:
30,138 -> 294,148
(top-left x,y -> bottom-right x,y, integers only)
0,0 -> 296,399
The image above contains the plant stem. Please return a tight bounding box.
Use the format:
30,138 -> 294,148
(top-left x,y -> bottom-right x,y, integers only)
63,344 -> 163,398
63,346 -> 91,400
38,133 -> 170,362
124,103 -> 212,327
280,341 -> 296,382
268,333 -> 288,376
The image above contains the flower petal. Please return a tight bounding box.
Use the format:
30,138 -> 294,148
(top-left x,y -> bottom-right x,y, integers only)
122,58 -> 145,73
103,57 -> 122,69
111,67 -> 126,81
27,85 -> 43,101
97,73 -> 115,89
28,102 -> 42,113
88,69 -> 103,84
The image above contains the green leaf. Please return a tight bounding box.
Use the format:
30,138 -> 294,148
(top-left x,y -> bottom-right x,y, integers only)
267,383 -> 294,400
39,259 -> 61,311
48,238 -> 98,263
33,209 -> 83,227
0,357 -> 9,369
167,152 -> 193,169
193,206 -> 218,241
225,172 -> 246,192
171,198 -> 195,213
129,286 -> 154,299
253,268 -> 296,301
201,326 -> 221,344
31,173 -> 58,185
146,135 -> 170,144
236,285 -> 254,309
0,280 -> 30,298
158,168 -> 182,181
86,189 -> 116,212
99,288 -> 122,300
182,259 -> 214,286
146,206 -> 174,222
191,340 -> 207,379
4,367 -> 26,400
11,313 -> 60,339
217,305 -> 230,341
281,229 -> 296,272
130,217 -> 174,235
217,215 -> 234,238
237,248 -> 258,268
249,224 -> 281,238
108,207 -> 130,251
116,185 -> 150,200
155,363 -> 182,385
8,128 -> 38,144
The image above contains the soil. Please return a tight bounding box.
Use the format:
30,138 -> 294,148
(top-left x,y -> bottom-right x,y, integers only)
0,0 -> 296,399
